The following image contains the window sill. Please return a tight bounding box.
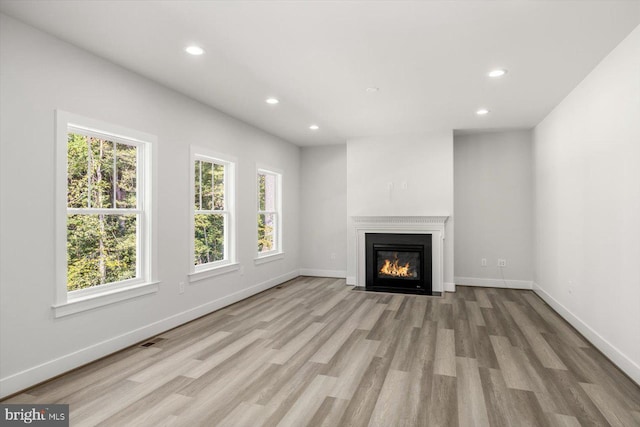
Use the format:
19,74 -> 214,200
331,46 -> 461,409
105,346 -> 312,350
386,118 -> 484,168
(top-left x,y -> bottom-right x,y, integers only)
254,252 -> 285,265
189,262 -> 240,283
52,281 -> 159,318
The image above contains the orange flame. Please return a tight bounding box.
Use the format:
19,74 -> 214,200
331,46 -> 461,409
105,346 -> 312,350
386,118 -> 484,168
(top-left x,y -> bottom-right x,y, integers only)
379,254 -> 412,277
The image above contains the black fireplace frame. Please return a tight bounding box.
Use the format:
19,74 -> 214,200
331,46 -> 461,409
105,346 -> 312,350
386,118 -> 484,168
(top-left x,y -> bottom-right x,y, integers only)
365,233 -> 432,295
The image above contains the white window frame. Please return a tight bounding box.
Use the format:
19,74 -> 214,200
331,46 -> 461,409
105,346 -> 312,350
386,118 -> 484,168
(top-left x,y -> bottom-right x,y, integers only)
53,111 -> 158,317
255,166 -> 284,264
188,146 -> 238,282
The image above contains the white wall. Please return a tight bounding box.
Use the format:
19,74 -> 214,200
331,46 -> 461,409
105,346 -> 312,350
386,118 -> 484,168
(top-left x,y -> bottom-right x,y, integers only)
0,14 -> 300,397
454,130 -> 533,288
346,132 -> 454,289
533,26 -> 640,383
299,145 -> 347,277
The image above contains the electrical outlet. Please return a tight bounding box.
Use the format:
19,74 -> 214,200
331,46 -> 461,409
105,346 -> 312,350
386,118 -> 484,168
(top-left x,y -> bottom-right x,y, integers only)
179,282 -> 185,294
330,253 -> 336,260
481,258 -> 487,267
498,259 -> 506,268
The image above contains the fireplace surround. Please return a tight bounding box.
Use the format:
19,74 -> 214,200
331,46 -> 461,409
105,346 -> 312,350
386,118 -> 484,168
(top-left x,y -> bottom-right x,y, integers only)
351,215 -> 449,293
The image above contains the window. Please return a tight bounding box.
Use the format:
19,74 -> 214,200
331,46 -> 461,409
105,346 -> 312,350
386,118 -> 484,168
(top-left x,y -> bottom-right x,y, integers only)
257,168 -> 282,260
190,148 -> 237,280
55,111 -> 157,317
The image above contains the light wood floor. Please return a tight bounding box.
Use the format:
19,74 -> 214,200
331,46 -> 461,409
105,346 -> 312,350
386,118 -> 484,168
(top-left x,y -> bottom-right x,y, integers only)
4,277 -> 640,426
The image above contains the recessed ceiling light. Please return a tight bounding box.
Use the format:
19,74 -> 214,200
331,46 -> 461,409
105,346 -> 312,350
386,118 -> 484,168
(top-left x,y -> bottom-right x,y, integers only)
265,97 -> 279,105
476,108 -> 490,115
366,87 -> 379,93
488,69 -> 507,78
309,124 -> 319,130
185,45 -> 204,56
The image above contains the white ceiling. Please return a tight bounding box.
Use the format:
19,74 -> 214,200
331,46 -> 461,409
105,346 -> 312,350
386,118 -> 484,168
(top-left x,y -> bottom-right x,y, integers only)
1,1 -> 639,146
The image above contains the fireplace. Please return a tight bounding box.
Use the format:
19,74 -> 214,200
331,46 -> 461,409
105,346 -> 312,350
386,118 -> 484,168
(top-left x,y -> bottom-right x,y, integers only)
365,233 -> 432,295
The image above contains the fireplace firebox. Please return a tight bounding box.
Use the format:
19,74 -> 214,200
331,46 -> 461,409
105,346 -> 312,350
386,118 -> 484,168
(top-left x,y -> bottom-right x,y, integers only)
365,233 -> 432,295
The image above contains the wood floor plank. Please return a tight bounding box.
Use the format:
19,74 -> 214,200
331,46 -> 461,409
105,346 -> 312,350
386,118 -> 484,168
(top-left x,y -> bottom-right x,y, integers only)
469,324 -> 500,369
456,357 -> 490,427
506,388 -> 552,427
454,319 -> 476,359
490,335 -> 534,391
580,382 -> 639,427
177,338 -> 273,398
544,369 -> 611,426
367,369 -> 410,427
429,374 -> 458,426
173,343 -> 278,425
271,321 -> 325,365
409,298 -> 427,328
310,298 -> 375,364
404,358 -> 433,427
488,294 -> 530,348
465,300 -> 486,326
311,286 -> 350,316
474,288 -> 494,309
307,396 -> 350,427
478,367 -> 517,427
546,413 -> 583,427
5,279 -> 639,426
411,319 -> 438,367
70,380 -> 140,426
120,393 -> 192,427
386,294 -> 405,312
259,362 -> 326,424
127,331 -> 231,382
580,346 -> 640,410
521,293 -> 588,348
434,327 -> 456,377
185,329 -> 266,378
95,376 -> 193,427
371,312 -> 403,358
216,402 -> 267,427
308,397 -> 349,427
358,303 -> 388,331
328,337 -> 380,400
504,300 -> 567,370
26,346 -> 162,404
276,374 -> 337,427
390,325 -> 421,372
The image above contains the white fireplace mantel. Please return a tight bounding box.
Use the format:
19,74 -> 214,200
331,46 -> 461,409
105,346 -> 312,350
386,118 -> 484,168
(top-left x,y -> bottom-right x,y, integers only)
351,215 -> 449,293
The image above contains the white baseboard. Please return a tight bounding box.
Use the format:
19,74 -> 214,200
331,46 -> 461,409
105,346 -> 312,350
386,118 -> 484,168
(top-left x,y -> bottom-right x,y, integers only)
0,270 -> 299,399
346,276 -> 356,286
444,282 -> 456,292
455,276 -> 533,290
532,282 -> 640,385
299,268 -> 346,279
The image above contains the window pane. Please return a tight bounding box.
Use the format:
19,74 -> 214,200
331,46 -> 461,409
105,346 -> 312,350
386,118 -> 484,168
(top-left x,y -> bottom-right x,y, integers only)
263,173 -> 276,211
258,173 -> 265,211
67,133 -> 89,208
213,163 -> 225,210
194,160 -> 201,210
115,143 -> 137,208
194,213 -> 225,264
258,213 -> 275,253
201,161 -> 213,210
88,136 -> 114,208
67,214 -> 137,291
